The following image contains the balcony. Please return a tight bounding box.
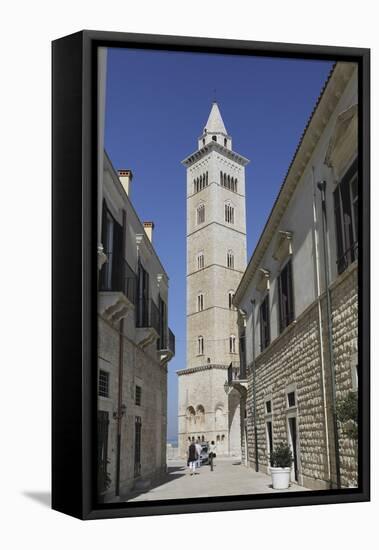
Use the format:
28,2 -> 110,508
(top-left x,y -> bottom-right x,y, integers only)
136,298 -> 160,349
227,362 -> 247,395
98,257 -> 137,324
157,327 -> 176,365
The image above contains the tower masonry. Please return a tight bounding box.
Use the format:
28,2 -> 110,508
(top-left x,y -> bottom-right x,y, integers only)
177,103 -> 249,458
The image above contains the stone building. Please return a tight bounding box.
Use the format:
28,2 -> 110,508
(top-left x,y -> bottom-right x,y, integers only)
177,103 -> 249,458
97,151 -> 175,501
233,62 -> 358,489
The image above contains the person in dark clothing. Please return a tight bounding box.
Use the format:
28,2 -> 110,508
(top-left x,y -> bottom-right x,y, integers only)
187,441 -> 198,475
209,440 -> 216,471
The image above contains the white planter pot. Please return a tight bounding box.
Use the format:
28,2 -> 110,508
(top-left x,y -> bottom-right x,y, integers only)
270,467 -> 291,490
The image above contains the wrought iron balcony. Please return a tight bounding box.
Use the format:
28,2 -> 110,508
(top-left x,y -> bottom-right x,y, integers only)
99,255 -> 137,305
98,257 -> 137,323
227,362 -> 247,393
157,327 -> 175,364
136,298 -> 160,348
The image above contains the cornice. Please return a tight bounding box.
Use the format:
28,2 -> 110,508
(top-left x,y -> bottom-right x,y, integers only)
234,62 -> 356,305
182,141 -> 250,168
177,363 -> 230,376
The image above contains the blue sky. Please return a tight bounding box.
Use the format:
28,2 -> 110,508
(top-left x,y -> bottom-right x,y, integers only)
104,47 -> 333,441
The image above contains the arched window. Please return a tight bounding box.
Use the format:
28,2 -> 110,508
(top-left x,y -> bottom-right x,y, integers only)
186,406 -> 196,424
202,138 -> 205,146
227,175 -> 231,190
193,179 -> 197,194
212,135 -> 217,142
206,171 -> 208,185
201,435 -> 205,442
220,171 -> 223,186
221,434 -> 225,441
216,435 -> 220,442
234,178 -> 238,193
225,203 -> 235,224
231,177 -> 235,192
227,250 -> 234,268
196,405 -> 205,424
229,335 -> 236,354
224,173 -> 227,186
197,203 -> 205,224
197,293 -> 204,312
224,138 -> 227,147
228,291 -> 235,309
197,336 -> 204,355
197,251 -> 204,270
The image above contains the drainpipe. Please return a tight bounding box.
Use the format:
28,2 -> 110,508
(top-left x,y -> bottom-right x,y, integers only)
317,180 -> 341,489
312,168 -> 332,487
250,299 -> 259,472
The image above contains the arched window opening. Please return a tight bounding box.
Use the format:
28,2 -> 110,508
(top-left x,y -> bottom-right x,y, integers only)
197,336 -> 204,355
227,250 -> 234,269
202,138 -> 205,146
220,171 -> 223,185
197,293 -> 204,312
224,173 -> 227,186
227,175 -> 231,190
225,203 -> 235,224
229,335 -> 236,354
228,291 -> 235,309
197,203 -> 205,224
196,405 -> 205,425
202,435 -> 205,442
234,178 -> 238,193
206,171 -> 208,185
216,435 -> 220,442
197,251 -> 204,270
221,434 -> 225,441
224,138 -> 227,147
212,135 -> 217,142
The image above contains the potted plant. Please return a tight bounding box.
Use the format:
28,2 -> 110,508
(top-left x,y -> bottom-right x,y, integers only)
269,442 -> 293,489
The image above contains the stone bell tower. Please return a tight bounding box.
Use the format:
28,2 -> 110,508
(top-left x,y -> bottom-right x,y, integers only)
177,102 -> 249,458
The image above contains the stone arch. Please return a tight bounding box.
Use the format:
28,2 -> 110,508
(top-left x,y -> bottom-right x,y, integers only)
196,405 -> 205,425
186,406 -> 196,430
215,404 -> 224,431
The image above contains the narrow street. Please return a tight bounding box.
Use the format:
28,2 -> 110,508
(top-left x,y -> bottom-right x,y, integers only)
126,457 -> 306,502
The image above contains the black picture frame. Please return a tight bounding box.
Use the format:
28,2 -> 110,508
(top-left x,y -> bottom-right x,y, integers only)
52,30 -> 370,520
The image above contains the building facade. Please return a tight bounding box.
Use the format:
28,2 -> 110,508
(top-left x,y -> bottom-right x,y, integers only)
177,103 -> 249,458
233,62 -> 358,489
97,152 -> 175,501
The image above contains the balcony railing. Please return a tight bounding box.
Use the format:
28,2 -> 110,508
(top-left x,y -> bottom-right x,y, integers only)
99,255 -> 137,305
168,328 -> 175,355
136,298 -> 160,335
228,361 -> 247,386
337,241 -> 358,275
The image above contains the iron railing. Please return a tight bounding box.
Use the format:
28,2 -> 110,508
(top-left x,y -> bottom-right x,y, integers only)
136,298 -> 160,334
99,255 -> 137,304
337,241 -> 358,275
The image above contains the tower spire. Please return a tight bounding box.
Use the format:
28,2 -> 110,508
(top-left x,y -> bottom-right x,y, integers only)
204,102 -> 228,135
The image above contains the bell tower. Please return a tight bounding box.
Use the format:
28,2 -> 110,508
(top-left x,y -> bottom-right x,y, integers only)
177,103 -> 249,458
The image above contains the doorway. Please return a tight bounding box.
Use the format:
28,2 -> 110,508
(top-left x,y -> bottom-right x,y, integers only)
287,416 -> 299,482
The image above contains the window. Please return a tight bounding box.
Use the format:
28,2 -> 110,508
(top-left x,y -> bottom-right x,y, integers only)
225,203 -> 234,224
136,261 -> 150,327
334,161 -> 358,274
197,336 -> 204,355
228,291 -> 234,309
100,201 -> 124,291
216,435 -> 220,442
157,294 -> 167,350
287,391 -> 296,408
135,385 -> 142,406
212,135 -> 217,142
265,400 -> 272,414
259,294 -> 271,351
98,370 -> 109,398
229,335 -> 236,354
197,203 -> 205,224
278,260 -> 294,332
227,250 -> 234,269
197,251 -> 204,270
224,138 -> 227,147
197,293 -> 204,312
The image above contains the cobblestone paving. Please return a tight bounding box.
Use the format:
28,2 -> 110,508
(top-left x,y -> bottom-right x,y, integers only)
126,457 -> 307,502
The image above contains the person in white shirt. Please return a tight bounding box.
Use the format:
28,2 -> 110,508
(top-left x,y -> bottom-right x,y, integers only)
209,440 -> 216,471
195,439 -> 202,471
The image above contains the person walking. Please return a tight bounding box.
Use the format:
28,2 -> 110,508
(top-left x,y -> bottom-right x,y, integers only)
209,440 -> 216,472
187,440 -> 198,476
195,439 -> 202,471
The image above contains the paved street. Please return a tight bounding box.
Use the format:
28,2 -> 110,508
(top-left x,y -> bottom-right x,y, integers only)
126,457 -> 306,502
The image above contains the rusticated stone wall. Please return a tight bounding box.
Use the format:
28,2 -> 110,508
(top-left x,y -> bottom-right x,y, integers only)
244,262 -> 358,489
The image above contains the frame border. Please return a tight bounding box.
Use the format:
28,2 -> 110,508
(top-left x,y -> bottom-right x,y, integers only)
52,30 -> 370,520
